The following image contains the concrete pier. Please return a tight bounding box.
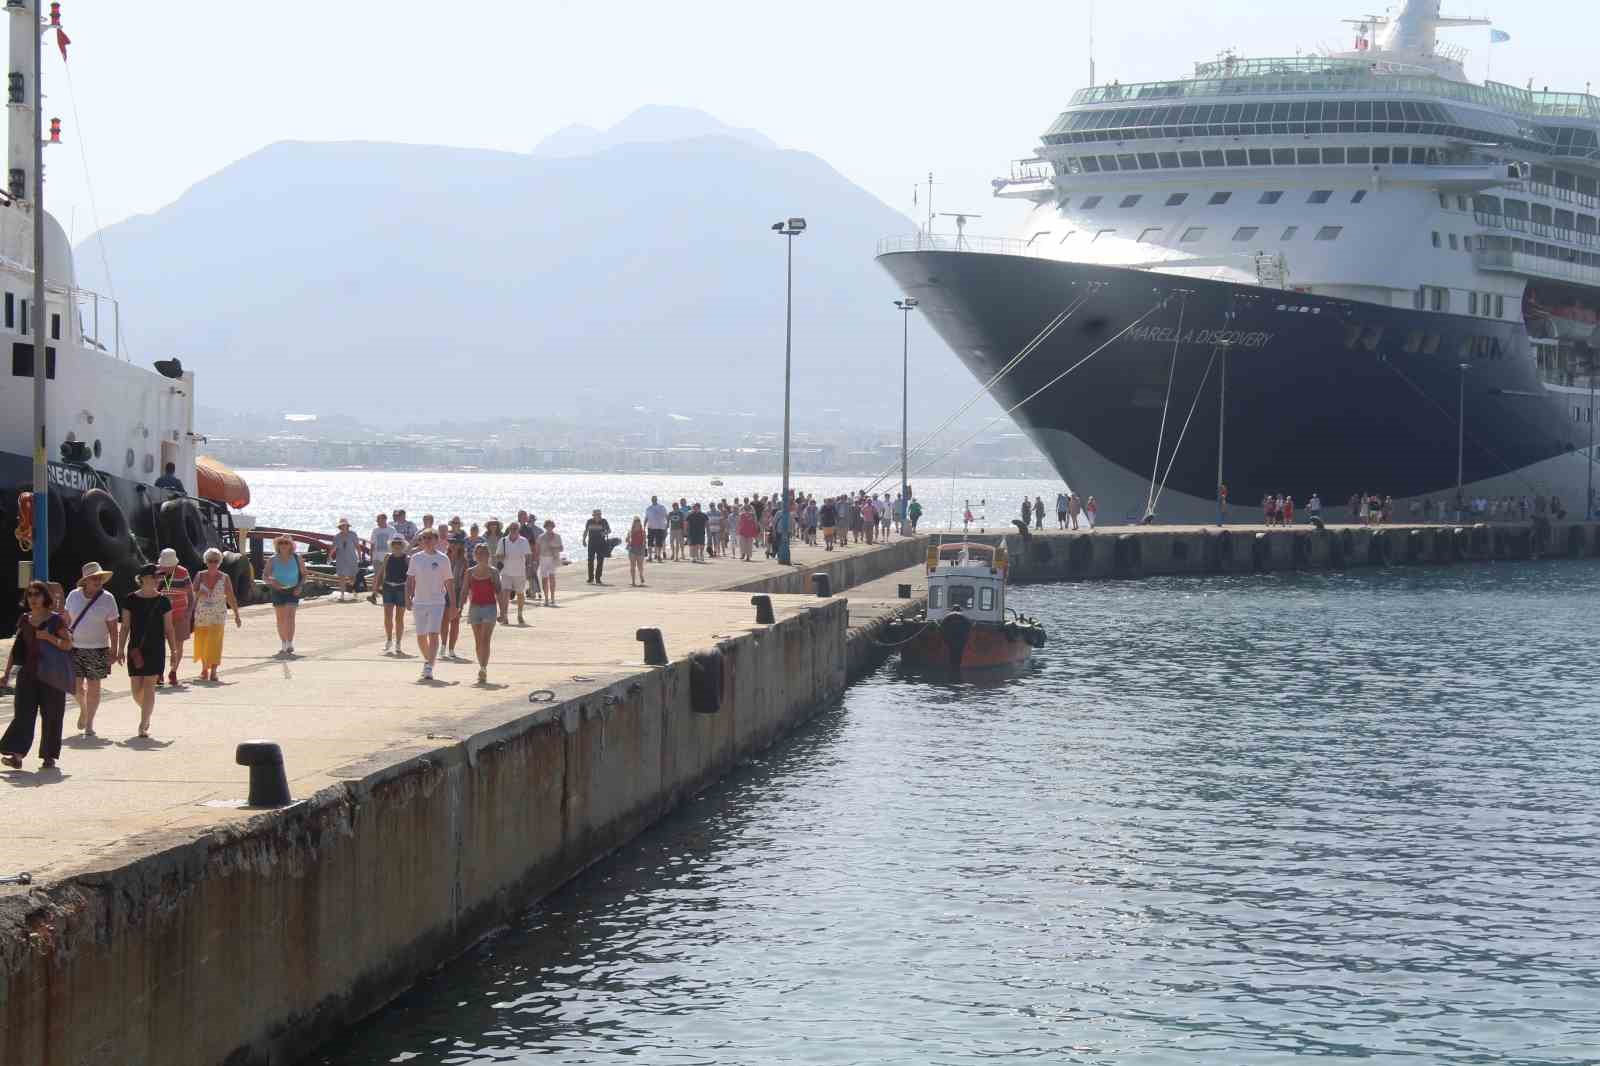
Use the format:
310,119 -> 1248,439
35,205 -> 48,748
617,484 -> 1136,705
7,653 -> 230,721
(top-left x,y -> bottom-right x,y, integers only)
0,536 -> 922,1066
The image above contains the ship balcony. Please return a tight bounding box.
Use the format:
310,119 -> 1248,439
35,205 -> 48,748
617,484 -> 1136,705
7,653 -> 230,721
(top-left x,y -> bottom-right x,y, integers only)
1475,247 -> 1600,288
992,158 -> 1055,201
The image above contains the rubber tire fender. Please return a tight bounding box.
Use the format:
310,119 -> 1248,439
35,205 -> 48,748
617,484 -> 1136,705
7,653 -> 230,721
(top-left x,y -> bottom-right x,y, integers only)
70,488 -> 134,565
158,497 -> 208,571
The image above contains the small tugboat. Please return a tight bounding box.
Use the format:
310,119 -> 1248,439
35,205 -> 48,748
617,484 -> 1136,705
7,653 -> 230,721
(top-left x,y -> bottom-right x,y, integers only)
883,541 -> 1046,675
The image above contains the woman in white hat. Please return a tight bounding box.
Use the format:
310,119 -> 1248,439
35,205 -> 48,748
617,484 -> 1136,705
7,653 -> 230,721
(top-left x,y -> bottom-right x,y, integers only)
192,547 -> 242,683
63,561 -> 121,736
330,518 -> 360,602
155,548 -> 193,686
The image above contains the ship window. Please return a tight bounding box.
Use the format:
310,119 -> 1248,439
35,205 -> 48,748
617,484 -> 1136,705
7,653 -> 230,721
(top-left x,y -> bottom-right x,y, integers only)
1225,149 -> 1248,167
978,587 -> 996,612
1202,150 -> 1225,167
1403,330 -> 1423,353
1117,154 -> 1139,171
1081,156 -> 1101,172
1422,333 -> 1441,355
1138,227 -> 1164,243
50,313 -> 60,341
1249,149 -> 1272,166
1081,195 -> 1102,209
1448,234 -> 1459,250
1495,294 -> 1505,317
1371,147 -> 1391,164
3,292 -> 10,330
1457,194 -> 1469,211
1273,148 -> 1296,165
1298,148 -> 1320,165
1093,229 -> 1117,242
1208,191 -> 1232,205
1440,193 -> 1451,209
1314,226 -> 1343,241
1138,153 -> 1159,170
1095,155 -> 1118,172
1469,291 -> 1479,314
1165,192 -> 1188,206
928,585 -> 942,608
1281,226 -> 1299,241
19,299 -> 26,338
1179,151 -> 1202,168
1308,189 -> 1333,204
1322,148 -> 1346,165
1158,152 -> 1181,168
1181,227 -> 1207,243
11,341 -> 55,379
1432,231 -> 1441,247
948,585 -> 975,610
1351,189 -> 1368,203
124,448 -> 135,469
1119,194 -> 1142,208
1259,191 -> 1283,204
1348,147 -> 1371,164
1233,226 -> 1259,242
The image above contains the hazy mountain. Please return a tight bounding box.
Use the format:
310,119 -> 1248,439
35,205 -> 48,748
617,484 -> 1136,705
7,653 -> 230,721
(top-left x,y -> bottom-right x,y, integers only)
77,108 -> 985,431
532,105 -> 777,157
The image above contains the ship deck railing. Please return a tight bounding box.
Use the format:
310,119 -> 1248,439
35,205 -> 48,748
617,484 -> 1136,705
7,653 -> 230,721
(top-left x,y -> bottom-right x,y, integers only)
0,252 -> 123,357
877,234 -> 1050,259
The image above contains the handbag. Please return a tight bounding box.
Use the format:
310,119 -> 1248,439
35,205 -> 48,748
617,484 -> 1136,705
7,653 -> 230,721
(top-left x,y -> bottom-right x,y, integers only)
33,615 -> 77,693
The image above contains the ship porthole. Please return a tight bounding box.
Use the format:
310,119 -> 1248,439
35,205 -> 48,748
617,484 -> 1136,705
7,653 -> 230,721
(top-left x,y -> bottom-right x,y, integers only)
93,439 -> 102,458
124,448 -> 135,468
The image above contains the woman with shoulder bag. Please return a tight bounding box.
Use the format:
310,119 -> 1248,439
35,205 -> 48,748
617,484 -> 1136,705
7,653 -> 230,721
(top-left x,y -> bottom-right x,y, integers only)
121,564 -> 176,739
1,580 -> 75,769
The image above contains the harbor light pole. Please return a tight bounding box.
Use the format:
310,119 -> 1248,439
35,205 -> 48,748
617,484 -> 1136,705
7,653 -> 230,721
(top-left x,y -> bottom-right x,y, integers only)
1456,362 -> 1469,521
1216,339 -> 1231,526
771,217 -> 806,565
895,297 -> 918,532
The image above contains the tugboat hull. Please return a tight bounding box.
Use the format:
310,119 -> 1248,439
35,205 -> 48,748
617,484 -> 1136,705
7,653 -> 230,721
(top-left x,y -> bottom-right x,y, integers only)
895,613 -> 1044,675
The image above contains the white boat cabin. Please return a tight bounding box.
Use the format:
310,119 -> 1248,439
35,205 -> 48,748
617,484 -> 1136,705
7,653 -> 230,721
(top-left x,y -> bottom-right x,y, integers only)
925,542 -> 1010,622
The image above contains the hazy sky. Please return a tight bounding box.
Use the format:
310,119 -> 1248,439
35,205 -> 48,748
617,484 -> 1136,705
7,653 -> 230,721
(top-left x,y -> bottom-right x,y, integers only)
38,0 -> 1593,250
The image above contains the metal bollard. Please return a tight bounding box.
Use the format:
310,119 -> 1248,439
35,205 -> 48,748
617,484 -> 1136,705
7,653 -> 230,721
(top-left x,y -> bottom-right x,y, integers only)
812,572 -> 832,598
235,741 -> 292,807
636,627 -> 668,666
750,594 -> 775,624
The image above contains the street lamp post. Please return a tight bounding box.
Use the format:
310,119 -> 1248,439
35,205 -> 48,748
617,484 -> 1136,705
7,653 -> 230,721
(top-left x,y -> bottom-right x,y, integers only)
1216,340 -> 1230,526
895,297 -> 918,533
771,217 -> 806,565
1456,362 -> 1469,521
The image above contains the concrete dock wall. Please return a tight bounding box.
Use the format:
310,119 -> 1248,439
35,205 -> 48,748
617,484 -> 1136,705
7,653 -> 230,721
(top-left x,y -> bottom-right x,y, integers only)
975,521 -> 1600,583
1,599 -> 861,1066
728,535 -> 928,597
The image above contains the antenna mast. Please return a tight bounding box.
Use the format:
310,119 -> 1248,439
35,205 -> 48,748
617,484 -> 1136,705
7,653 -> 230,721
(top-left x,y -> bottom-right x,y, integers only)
1089,0 -> 1096,87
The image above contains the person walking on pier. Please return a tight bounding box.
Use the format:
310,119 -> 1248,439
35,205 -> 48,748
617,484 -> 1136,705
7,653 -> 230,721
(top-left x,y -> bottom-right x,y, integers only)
737,504 -> 758,560
1282,495 -> 1295,525
391,509 -> 418,545
667,501 -> 685,561
264,538 -> 304,656
367,512 -> 393,603
121,565 -> 176,739
155,549 -> 193,686
65,562 -> 118,737
405,528 -> 454,681
645,496 -> 668,562
819,497 -> 837,551
583,510 -> 612,584
1,581 -> 74,770
1066,493 -> 1082,530
380,535 -> 409,653
1033,496 -> 1045,530
497,521 -> 533,625
1021,497 -> 1033,530
1056,491 -> 1069,529
191,549 -> 242,684
537,519 -> 564,605
686,503 -> 708,563
627,517 -> 648,585
330,519 -> 361,602
443,534 -> 469,659
1084,496 -> 1098,528
1308,493 -> 1322,523
908,496 -> 922,531
464,543 -> 501,685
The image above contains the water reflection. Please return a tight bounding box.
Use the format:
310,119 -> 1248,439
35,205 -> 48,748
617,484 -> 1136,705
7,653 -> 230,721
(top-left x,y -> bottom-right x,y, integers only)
316,561 -> 1600,1065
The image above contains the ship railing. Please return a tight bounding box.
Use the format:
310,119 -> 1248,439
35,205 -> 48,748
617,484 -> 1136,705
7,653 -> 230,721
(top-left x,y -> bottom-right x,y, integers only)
1476,248 -> 1600,287
876,234 -> 1052,258
1008,158 -> 1053,183
0,251 -> 124,357
1477,211 -> 1600,250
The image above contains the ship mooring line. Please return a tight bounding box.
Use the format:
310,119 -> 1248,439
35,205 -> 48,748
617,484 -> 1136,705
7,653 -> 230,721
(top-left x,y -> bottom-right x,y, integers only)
1150,342 -> 1220,516
1381,357 -> 1543,497
1144,291 -> 1189,518
859,288 -> 1098,496
908,295 -> 1172,480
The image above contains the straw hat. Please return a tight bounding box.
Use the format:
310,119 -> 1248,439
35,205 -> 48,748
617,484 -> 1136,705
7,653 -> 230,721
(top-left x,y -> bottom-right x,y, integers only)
77,561 -> 113,585
156,548 -> 180,569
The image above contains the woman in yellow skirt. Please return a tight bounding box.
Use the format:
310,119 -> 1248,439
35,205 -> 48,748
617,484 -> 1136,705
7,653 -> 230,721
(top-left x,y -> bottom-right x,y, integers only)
192,548 -> 242,682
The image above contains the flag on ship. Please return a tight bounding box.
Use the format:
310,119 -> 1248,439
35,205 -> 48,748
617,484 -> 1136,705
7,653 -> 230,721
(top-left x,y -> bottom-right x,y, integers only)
1490,29 -> 1511,43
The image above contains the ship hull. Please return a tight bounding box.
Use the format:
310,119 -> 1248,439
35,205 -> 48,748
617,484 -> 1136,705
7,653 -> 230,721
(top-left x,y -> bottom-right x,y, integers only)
897,614 -> 1039,675
878,250 -> 1598,523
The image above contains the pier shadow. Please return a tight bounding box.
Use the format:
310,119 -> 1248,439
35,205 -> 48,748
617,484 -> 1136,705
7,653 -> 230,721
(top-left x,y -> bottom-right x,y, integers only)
2,765 -> 67,787
416,678 -> 459,688
62,733 -> 114,750
120,736 -> 174,750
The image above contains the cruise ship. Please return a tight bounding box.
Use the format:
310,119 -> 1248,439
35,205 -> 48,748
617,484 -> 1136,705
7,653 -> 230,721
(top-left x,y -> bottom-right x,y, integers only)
877,0 -> 1599,523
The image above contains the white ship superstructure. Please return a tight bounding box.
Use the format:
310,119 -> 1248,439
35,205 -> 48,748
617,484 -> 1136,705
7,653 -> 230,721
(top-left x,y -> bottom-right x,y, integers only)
880,0 -> 1600,522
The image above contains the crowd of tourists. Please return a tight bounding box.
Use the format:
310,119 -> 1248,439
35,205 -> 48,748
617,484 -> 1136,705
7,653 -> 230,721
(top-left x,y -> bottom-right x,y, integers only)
0,488 -> 930,771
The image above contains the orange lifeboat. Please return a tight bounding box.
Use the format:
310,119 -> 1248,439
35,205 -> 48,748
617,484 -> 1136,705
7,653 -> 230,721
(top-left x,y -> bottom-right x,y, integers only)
195,455 -> 250,509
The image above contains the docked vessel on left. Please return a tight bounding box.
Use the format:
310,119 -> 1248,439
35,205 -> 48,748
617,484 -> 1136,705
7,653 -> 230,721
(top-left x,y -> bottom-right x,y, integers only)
0,2 -> 253,636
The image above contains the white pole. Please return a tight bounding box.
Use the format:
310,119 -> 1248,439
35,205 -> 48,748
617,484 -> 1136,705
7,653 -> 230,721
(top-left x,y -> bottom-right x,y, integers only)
30,0 -> 48,581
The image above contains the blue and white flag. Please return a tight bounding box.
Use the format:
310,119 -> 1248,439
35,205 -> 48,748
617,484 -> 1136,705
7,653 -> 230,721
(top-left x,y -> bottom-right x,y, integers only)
1490,29 -> 1511,43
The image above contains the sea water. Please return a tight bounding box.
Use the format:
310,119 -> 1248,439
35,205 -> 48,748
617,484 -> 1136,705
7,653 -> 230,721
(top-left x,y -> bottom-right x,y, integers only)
312,561 -> 1600,1064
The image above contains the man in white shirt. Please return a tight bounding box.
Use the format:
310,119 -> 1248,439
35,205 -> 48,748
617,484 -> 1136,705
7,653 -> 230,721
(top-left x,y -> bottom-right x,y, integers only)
644,496 -> 668,563
496,522 -> 533,625
405,528 -> 455,680
366,512 -> 392,603
63,561 -> 120,737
